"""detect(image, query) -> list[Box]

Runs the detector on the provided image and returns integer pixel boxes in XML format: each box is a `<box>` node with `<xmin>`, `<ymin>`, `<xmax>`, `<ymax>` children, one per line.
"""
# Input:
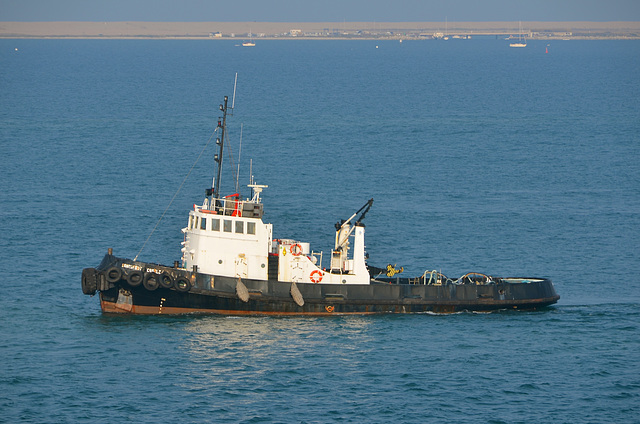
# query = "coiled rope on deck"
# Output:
<box><xmin>133</xmin><ymin>127</ymin><xmax>219</xmax><ymax>261</ymax></box>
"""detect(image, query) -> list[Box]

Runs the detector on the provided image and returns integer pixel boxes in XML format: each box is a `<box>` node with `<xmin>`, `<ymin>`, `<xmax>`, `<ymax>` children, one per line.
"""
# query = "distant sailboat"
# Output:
<box><xmin>510</xmin><ymin>22</ymin><xmax>527</xmax><ymax>48</ymax></box>
<box><xmin>242</xmin><ymin>31</ymin><xmax>255</xmax><ymax>47</ymax></box>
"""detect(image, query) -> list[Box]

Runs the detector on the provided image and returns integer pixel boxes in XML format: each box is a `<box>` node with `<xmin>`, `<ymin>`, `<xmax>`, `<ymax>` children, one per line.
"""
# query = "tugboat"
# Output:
<box><xmin>81</xmin><ymin>94</ymin><xmax>559</xmax><ymax>315</ymax></box>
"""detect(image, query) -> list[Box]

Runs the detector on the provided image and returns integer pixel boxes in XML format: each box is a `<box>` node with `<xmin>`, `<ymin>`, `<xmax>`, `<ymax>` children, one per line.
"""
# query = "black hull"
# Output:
<box><xmin>82</xmin><ymin>254</ymin><xmax>560</xmax><ymax>315</ymax></box>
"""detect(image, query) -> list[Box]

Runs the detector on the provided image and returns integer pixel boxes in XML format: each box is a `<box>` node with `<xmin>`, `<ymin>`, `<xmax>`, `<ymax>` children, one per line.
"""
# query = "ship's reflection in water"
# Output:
<box><xmin>178</xmin><ymin>316</ymin><xmax>377</xmax><ymax>391</ymax></box>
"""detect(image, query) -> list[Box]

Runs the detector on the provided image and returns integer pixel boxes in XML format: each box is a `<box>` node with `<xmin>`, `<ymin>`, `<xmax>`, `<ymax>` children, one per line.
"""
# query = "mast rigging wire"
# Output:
<box><xmin>133</xmin><ymin>127</ymin><xmax>219</xmax><ymax>261</ymax></box>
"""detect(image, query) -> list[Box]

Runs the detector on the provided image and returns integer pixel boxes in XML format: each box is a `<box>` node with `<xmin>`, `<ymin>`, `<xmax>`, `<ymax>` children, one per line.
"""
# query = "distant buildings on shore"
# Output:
<box><xmin>2</xmin><ymin>22</ymin><xmax>638</xmax><ymax>40</ymax></box>
<box><xmin>204</xmin><ymin>28</ymin><xmax>631</xmax><ymax>40</ymax></box>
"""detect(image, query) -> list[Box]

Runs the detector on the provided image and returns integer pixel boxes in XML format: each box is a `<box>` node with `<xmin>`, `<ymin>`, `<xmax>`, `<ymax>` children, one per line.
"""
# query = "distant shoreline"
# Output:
<box><xmin>1</xmin><ymin>21</ymin><xmax>639</xmax><ymax>40</ymax></box>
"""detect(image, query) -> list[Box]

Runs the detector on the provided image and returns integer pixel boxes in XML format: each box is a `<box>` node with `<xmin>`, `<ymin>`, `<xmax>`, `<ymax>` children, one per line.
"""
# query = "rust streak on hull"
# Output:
<box><xmin>100</xmin><ymin>298</ymin><xmax>377</xmax><ymax>316</ymax></box>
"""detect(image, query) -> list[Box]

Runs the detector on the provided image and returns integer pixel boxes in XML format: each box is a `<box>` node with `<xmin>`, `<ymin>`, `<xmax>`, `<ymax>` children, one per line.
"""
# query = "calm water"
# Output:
<box><xmin>1</xmin><ymin>39</ymin><xmax>639</xmax><ymax>423</ymax></box>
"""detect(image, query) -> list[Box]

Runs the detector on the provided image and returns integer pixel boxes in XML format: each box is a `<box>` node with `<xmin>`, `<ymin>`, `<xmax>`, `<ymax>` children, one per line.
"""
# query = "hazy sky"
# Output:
<box><xmin>2</xmin><ymin>0</ymin><xmax>639</xmax><ymax>22</ymax></box>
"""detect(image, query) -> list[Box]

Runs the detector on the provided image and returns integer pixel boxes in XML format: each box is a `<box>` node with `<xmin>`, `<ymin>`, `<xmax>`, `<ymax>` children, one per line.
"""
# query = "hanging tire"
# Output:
<box><xmin>106</xmin><ymin>267</ymin><xmax>122</xmax><ymax>283</ymax></box>
<box><xmin>81</xmin><ymin>268</ymin><xmax>98</xmax><ymax>295</ymax></box>
<box><xmin>159</xmin><ymin>273</ymin><xmax>174</xmax><ymax>289</ymax></box>
<box><xmin>174</xmin><ymin>277</ymin><xmax>191</xmax><ymax>293</ymax></box>
<box><xmin>127</xmin><ymin>270</ymin><xmax>144</xmax><ymax>287</ymax></box>
<box><xmin>143</xmin><ymin>273</ymin><xmax>160</xmax><ymax>291</ymax></box>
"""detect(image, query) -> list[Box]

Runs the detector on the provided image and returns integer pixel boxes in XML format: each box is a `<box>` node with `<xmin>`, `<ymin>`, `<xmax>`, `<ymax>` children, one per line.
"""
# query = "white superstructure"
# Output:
<box><xmin>181</xmin><ymin>188</ymin><xmax>372</xmax><ymax>285</ymax></box>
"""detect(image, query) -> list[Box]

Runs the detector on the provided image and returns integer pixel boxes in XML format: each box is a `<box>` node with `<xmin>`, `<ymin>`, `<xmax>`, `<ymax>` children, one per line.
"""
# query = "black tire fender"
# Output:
<box><xmin>143</xmin><ymin>273</ymin><xmax>160</xmax><ymax>291</ymax></box>
<box><xmin>106</xmin><ymin>267</ymin><xmax>122</xmax><ymax>283</ymax></box>
<box><xmin>159</xmin><ymin>273</ymin><xmax>174</xmax><ymax>289</ymax></box>
<box><xmin>127</xmin><ymin>270</ymin><xmax>144</xmax><ymax>287</ymax></box>
<box><xmin>81</xmin><ymin>268</ymin><xmax>98</xmax><ymax>295</ymax></box>
<box><xmin>174</xmin><ymin>277</ymin><xmax>191</xmax><ymax>293</ymax></box>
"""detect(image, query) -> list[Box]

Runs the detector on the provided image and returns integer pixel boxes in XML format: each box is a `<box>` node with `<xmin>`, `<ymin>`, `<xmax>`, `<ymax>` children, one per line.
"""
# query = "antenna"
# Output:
<box><xmin>235</xmin><ymin>123</ymin><xmax>243</xmax><ymax>193</ymax></box>
<box><xmin>232</xmin><ymin>72</ymin><xmax>238</xmax><ymax>110</ymax></box>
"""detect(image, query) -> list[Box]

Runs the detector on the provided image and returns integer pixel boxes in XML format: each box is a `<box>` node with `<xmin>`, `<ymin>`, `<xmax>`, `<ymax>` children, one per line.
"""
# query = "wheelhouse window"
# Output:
<box><xmin>235</xmin><ymin>221</ymin><xmax>244</xmax><ymax>234</ymax></box>
<box><xmin>247</xmin><ymin>222</ymin><xmax>256</xmax><ymax>235</ymax></box>
<box><xmin>211</xmin><ymin>218</ymin><xmax>220</xmax><ymax>231</ymax></box>
<box><xmin>200</xmin><ymin>217</ymin><xmax>207</xmax><ymax>230</ymax></box>
<box><xmin>223</xmin><ymin>220</ymin><xmax>232</xmax><ymax>232</ymax></box>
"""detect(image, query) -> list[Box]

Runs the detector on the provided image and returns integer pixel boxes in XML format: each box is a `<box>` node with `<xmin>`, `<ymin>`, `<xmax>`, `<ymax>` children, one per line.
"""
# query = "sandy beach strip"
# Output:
<box><xmin>1</xmin><ymin>21</ymin><xmax>639</xmax><ymax>39</ymax></box>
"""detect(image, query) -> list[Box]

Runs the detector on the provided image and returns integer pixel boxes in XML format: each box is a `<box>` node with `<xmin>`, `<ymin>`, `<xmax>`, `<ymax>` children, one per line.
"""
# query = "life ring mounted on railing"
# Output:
<box><xmin>290</xmin><ymin>243</ymin><xmax>303</xmax><ymax>256</ymax></box>
<box><xmin>310</xmin><ymin>270</ymin><xmax>323</xmax><ymax>284</ymax></box>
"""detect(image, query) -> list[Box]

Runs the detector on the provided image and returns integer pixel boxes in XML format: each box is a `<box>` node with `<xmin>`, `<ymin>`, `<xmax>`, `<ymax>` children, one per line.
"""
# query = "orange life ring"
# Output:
<box><xmin>290</xmin><ymin>243</ymin><xmax>302</xmax><ymax>256</ymax></box>
<box><xmin>310</xmin><ymin>270</ymin><xmax>323</xmax><ymax>283</ymax></box>
<box><xmin>325</xmin><ymin>305</ymin><xmax>335</xmax><ymax>313</ymax></box>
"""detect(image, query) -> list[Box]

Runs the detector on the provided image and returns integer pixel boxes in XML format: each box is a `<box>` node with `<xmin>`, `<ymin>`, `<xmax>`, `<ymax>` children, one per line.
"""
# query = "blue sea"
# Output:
<box><xmin>1</xmin><ymin>38</ymin><xmax>639</xmax><ymax>423</ymax></box>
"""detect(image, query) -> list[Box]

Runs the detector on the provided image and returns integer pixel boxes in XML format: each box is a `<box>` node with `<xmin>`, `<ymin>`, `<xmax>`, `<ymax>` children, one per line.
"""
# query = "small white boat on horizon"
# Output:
<box><xmin>510</xmin><ymin>21</ymin><xmax>527</xmax><ymax>47</ymax></box>
<box><xmin>242</xmin><ymin>31</ymin><xmax>255</xmax><ymax>47</ymax></box>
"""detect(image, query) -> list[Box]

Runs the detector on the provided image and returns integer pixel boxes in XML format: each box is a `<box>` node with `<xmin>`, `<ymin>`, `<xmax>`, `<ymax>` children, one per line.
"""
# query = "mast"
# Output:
<box><xmin>213</xmin><ymin>95</ymin><xmax>229</xmax><ymax>200</ymax></box>
<box><xmin>212</xmin><ymin>74</ymin><xmax>238</xmax><ymax>200</ymax></box>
